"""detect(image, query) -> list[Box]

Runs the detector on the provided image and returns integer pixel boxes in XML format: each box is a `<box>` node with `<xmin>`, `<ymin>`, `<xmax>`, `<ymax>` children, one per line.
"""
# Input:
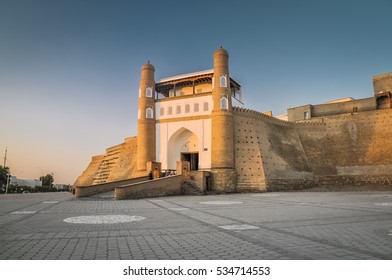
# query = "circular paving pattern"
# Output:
<box><xmin>199</xmin><ymin>201</ymin><xmax>243</xmax><ymax>205</ymax></box>
<box><xmin>63</xmin><ymin>215</ymin><xmax>145</xmax><ymax>224</ymax></box>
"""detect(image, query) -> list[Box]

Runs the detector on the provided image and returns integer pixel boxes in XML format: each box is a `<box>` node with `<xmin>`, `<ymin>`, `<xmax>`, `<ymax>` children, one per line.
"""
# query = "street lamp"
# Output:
<box><xmin>5</xmin><ymin>173</ymin><xmax>10</xmax><ymax>194</ymax></box>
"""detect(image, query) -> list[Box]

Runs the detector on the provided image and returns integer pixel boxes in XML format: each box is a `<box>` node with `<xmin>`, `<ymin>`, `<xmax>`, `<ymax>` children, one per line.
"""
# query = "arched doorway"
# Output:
<box><xmin>168</xmin><ymin>128</ymin><xmax>199</xmax><ymax>170</ymax></box>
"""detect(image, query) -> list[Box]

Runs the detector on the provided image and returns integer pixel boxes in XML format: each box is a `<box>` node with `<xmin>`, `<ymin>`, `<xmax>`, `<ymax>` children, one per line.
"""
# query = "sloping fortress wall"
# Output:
<box><xmin>73</xmin><ymin>137</ymin><xmax>138</xmax><ymax>186</ymax></box>
<box><xmin>233</xmin><ymin>107</ymin><xmax>392</xmax><ymax>191</ymax></box>
<box><xmin>233</xmin><ymin>108</ymin><xmax>317</xmax><ymax>192</ymax></box>
<box><xmin>300</xmin><ymin>109</ymin><xmax>392</xmax><ymax>186</ymax></box>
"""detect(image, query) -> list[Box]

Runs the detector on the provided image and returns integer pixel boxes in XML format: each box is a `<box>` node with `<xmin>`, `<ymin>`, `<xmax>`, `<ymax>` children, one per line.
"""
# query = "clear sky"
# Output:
<box><xmin>1</xmin><ymin>0</ymin><xmax>391</xmax><ymax>184</ymax></box>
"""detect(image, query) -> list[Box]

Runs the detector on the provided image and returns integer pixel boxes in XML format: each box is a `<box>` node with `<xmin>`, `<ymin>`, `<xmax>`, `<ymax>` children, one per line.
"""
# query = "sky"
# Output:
<box><xmin>0</xmin><ymin>0</ymin><xmax>391</xmax><ymax>184</ymax></box>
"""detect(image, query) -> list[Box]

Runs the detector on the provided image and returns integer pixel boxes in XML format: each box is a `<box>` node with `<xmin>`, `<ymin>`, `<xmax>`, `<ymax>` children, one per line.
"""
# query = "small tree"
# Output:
<box><xmin>0</xmin><ymin>165</ymin><xmax>10</xmax><ymax>187</ymax></box>
<box><xmin>40</xmin><ymin>173</ymin><xmax>54</xmax><ymax>187</ymax></box>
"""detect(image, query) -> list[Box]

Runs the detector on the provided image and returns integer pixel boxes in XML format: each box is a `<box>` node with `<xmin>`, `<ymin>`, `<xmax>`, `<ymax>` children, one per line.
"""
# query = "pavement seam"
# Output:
<box><xmin>187</xmin><ymin>201</ymin><xmax>389</xmax><ymax>259</ymax></box>
<box><xmin>146</xmin><ymin>199</ymin><xmax>305</xmax><ymax>259</ymax></box>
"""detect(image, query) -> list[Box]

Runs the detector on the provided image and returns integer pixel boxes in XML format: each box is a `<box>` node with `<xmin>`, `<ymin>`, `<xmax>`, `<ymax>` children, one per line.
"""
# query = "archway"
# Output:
<box><xmin>168</xmin><ymin>128</ymin><xmax>199</xmax><ymax>170</ymax></box>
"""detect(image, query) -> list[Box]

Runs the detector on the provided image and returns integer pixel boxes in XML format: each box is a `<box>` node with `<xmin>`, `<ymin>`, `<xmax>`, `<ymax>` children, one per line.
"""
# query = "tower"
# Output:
<box><xmin>211</xmin><ymin>47</ymin><xmax>237</xmax><ymax>192</ymax></box>
<box><xmin>137</xmin><ymin>62</ymin><xmax>156</xmax><ymax>171</ymax></box>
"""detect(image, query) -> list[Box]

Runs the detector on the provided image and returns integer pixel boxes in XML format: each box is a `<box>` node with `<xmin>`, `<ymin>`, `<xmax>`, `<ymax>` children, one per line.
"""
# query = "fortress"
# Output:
<box><xmin>73</xmin><ymin>48</ymin><xmax>392</xmax><ymax>198</ymax></box>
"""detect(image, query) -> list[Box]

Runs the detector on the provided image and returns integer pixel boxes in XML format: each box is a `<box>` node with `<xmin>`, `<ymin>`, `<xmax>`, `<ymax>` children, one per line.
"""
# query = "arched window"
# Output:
<box><xmin>160</xmin><ymin>107</ymin><xmax>165</xmax><ymax>116</ymax></box>
<box><xmin>146</xmin><ymin>108</ymin><xmax>153</xmax><ymax>119</ymax></box>
<box><xmin>203</xmin><ymin>102</ymin><xmax>209</xmax><ymax>111</ymax></box>
<box><xmin>176</xmin><ymin>105</ymin><xmax>181</xmax><ymax>114</ymax></box>
<box><xmin>194</xmin><ymin>103</ymin><xmax>199</xmax><ymax>112</ymax></box>
<box><xmin>146</xmin><ymin>87</ymin><xmax>153</xmax><ymax>98</ymax></box>
<box><xmin>138</xmin><ymin>109</ymin><xmax>141</xmax><ymax>119</ymax></box>
<box><xmin>185</xmin><ymin>104</ymin><xmax>190</xmax><ymax>113</ymax></box>
<box><xmin>220</xmin><ymin>97</ymin><xmax>228</xmax><ymax>110</ymax></box>
<box><xmin>168</xmin><ymin>106</ymin><xmax>172</xmax><ymax>115</ymax></box>
<box><xmin>220</xmin><ymin>75</ymin><xmax>227</xmax><ymax>87</ymax></box>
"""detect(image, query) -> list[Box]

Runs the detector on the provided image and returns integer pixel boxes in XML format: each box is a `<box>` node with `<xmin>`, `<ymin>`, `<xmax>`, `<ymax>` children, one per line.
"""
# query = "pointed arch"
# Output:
<box><xmin>167</xmin><ymin>127</ymin><xmax>199</xmax><ymax>170</ymax></box>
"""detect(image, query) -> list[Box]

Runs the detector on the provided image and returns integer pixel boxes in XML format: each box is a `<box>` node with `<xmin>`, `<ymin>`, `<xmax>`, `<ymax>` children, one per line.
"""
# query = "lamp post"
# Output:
<box><xmin>5</xmin><ymin>173</ymin><xmax>10</xmax><ymax>194</ymax></box>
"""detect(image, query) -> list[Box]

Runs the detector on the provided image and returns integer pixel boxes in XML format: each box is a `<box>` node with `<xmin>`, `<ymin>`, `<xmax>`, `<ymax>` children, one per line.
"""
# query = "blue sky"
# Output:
<box><xmin>1</xmin><ymin>0</ymin><xmax>391</xmax><ymax>184</ymax></box>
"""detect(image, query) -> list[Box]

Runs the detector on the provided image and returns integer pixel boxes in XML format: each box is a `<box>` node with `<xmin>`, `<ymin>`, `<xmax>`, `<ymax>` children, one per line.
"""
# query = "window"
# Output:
<box><xmin>220</xmin><ymin>75</ymin><xmax>227</xmax><ymax>87</ymax></box>
<box><xmin>203</xmin><ymin>102</ymin><xmax>209</xmax><ymax>111</ymax></box>
<box><xmin>146</xmin><ymin>108</ymin><xmax>153</xmax><ymax>119</ymax></box>
<box><xmin>220</xmin><ymin>97</ymin><xmax>228</xmax><ymax>110</ymax></box>
<box><xmin>304</xmin><ymin>111</ymin><xmax>310</xmax><ymax>119</ymax></box>
<box><xmin>168</xmin><ymin>106</ymin><xmax>172</xmax><ymax>115</ymax></box>
<box><xmin>185</xmin><ymin>104</ymin><xmax>190</xmax><ymax>113</ymax></box>
<box><xmin>160</xmin><ymin>107</ymin><xmax>165</xmax><ymax>116</ymax></box>
<box><xmin>146</xmin><ymin>87</ymin><xmax>152</xmax><ymax>98</ymax></box>
<box><xmin>176</xmin><ymin>105</ymin><xmax>181</xmax><ymax>114</ymax></box>
<box><xmin>194</xmin><ymin>103</ymin><xmax>199</xmax><ymax>112</ymax></box>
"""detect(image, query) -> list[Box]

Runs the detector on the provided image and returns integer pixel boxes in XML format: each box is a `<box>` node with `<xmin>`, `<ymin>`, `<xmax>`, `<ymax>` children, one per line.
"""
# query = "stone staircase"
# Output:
<box><xmin>181</xmin><ymin>179</ymin><xmax>205</xmax><ymax>195</ymax></box>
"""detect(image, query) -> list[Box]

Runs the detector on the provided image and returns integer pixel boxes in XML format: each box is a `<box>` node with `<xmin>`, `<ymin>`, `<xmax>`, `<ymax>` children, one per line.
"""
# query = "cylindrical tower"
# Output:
<box><xmin>211</xmin><ymin>47</ymin><xmax>237</xmax><ymax>192</ymax></box>
<box><xmin>136</xmin><ymin>62</ymin><xmax>156</xmax><ymax>171</ymax></box>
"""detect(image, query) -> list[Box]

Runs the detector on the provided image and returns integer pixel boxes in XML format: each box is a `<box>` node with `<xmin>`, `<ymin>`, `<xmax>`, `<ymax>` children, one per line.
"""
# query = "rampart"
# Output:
<box><xmin>233</xmin><ymin>107</ymin><xmax>392</xmax><ymax>191</ymax></box>
<box><xmin>73</xmin><ymin>136</ymin><xmax>138</xmax><ymax>187</ymax></box>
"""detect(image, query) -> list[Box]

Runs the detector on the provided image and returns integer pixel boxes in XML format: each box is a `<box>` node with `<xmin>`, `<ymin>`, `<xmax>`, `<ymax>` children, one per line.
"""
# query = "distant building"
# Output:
<box><xmin>10</xmin><ymin>176</ymin><xmax>42</xmax><ymax>188</ymax></box>
<box><xmin>287</xmin><ymin>74</ymin><xmax>391</xmax><ymax>122</ymax></box>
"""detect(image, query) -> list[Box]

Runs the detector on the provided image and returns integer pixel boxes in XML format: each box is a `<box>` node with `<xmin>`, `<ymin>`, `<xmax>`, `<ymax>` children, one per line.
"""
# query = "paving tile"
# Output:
<box><xmin>1</xmin><ymin>191</ymin><xmax>392</xmax><ymax>259</ymax></box>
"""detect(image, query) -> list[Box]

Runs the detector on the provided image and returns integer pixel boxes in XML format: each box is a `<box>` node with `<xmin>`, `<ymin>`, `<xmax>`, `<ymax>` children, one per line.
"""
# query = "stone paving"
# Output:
<box><xmin>0</xmin><ymin>191</ymin><xmax>392</xmax><ymax>260</ymax></box>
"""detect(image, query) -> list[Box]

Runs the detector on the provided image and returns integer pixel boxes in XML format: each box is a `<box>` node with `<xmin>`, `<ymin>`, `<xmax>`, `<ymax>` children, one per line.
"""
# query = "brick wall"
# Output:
<box><xmin>233</xmin><ymin>107</ymin><xmax>392</xmax><ymax>190</ymax></box>
<box><xmin>73</xmin><ymin>137</ymin><xmax>138</xmax><ymax>187</ymax></box>
<box><xmin>233</xmin><ymin>108</ymin><xmax>316</xmax><ymax>191</ymax></box>
<box><xmin>115</xmin><ymin>175</ymin><xmax>183</xmax><ymax>200</ymax></box>
<box><xmin>73</xmin><ymin>155</ymin><xmax>104</xmax><ymax>186</ymax></box>
<box><xmin>74</xmin><ymin>175</ymin><xmax>149</xmax><ymax>198</ymax></box>
<box><xmin>299</xmin><ymin>109</ymin><xmax>392</xmax><ymax>186</ymax></box>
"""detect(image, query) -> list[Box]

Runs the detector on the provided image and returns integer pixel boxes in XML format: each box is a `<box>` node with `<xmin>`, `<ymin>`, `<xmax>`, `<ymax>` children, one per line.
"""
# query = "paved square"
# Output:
<box><xmin>1</xmin><ymin>191</ymin><xmax>392</xmax><ymax>260</ymax></box>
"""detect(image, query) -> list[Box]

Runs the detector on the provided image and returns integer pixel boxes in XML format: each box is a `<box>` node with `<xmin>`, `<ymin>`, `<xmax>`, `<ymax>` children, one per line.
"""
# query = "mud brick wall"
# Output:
<box><xmin>233</xmin><ymin>107</ymin><xmax>392</xmax><ymax>190</ymax></box>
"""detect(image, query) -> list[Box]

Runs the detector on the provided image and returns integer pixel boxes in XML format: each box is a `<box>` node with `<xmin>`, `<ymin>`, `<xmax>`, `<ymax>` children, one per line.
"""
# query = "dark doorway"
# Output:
<box><xmin>181</xmin><ymin>152</ymin><xmax>199</xmax><ymax>171</ymax></box>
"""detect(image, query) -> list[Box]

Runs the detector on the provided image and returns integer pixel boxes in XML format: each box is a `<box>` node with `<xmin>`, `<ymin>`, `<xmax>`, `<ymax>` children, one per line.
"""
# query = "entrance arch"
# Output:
<box><xmin>168</xmin><ymin>128</ymin><xmax>199</xmax><ymax>170</ymax></box>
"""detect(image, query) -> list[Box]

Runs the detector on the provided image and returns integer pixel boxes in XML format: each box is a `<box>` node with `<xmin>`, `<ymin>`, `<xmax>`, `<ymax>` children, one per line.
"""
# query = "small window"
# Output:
<box><xmin>194</xmin><ymin>103</ymin><xmax>199</xmax><ymax>112</ymax></box>
<box><xmin>146</xmin><ymin>87</ymin><xmax>153</xmax><ymax>98</ymax></box>
<box><xmin>203</xmin><ymin>102</ymin><xmax>209</xmax><ymax>111</ymax></box>
<box><xmin>304</xmin><ymin>111</ymin><xmax>310</xmax><ymax>119</ymax></box>
<box><xmin>160</xmin><ymin>107</ymin><xmax>165</xmax><ymax>116</ymax></box>
<box><xmin>168</xmin><ymin>106</ymin><xmax>172</xmax><ymax>115</ymax></box>
<box><xmin>220</xmin><ymin>75</ymin><xmax>227</xmax><ymax>87</ymax></box>
<box><xmin>176</xmin><ymin>105</ymin><xmax>181</xmax><ymax>114</ymax></box>
<box><xmin>146</xmin><ymin>108</ymin><xmax>153</xmax><ymax>119</ymax></box>
<box><xmin>220</xmin><ymin>97</ymin><xmax>228</xmax><ymax>110</ymax></box>
<box><xmin>185</xmin><ymin>104</ymin><xmax>190</xmax><ymax>113</ymax></box>
<box><xmin>353</xmin><ymin>107</ymin><xmax>358</xmax><ymax>113</ymax></box>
